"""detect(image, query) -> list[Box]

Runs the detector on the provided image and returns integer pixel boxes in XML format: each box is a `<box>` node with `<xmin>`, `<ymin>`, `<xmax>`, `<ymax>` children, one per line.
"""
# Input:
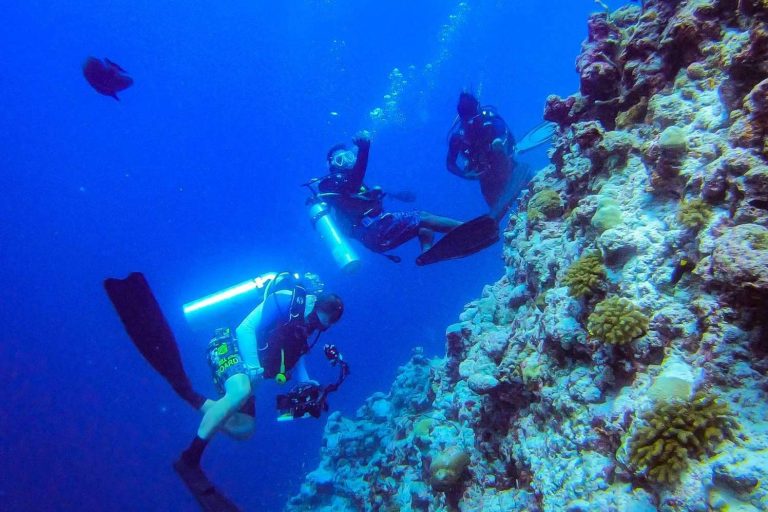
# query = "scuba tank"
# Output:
<box><xmin>304</xmin><ymin>178</ymin><xmax>361</xmax><ymax>273</ymax></box>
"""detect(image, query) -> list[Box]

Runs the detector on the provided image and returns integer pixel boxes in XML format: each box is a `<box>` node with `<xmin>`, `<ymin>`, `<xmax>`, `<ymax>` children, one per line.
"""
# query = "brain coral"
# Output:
<box><xmin>628</xmin><ymin>392</ymin><xmax>738</xmax><ymax>485</ymax></box>
<box><xmin>587</xmin><ymin>296</ymin><xmax>649</xmax><ymax>345</ymax></box>
<box><xmin>562</xmin><ymin>251</ymin><xmax>606</xmax><ymax>297</ymax></box>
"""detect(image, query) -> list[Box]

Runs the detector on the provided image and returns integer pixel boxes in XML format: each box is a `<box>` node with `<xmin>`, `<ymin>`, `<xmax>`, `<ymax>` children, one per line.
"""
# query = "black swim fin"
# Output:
<box><xmin>104</xmin><ymin>272</ymin><xmax>205</xmax><ymax>409</ymax></box>
<box><xmin>416</xmin><ymin>215</ymin><xmax>499</xmax><ymax>266</ymax></box>
<box><xmin>174</xmin><ymin>460</ymin><xmax>241</xmax><ymax>512</ymax></box>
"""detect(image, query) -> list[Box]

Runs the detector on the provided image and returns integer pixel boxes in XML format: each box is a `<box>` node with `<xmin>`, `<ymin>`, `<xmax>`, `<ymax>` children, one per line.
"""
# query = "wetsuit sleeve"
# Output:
<box><xmin>236</xmin><ymin>304</ymin><xmax>263</xmax><ymax>373</ymax></box>
<box><xmin>447</xmin><ymin>133</ymin><xmax>469</xmax><ymax>178</ymax></box>
<box><xmin>292</xmin><ymin>358</ymin><xmax>310</xmax><ymax>383</ymax></box>
<box><xmin>347</xmin><ymin>138</ymin><xmax>370</xmax><ymax>191</ymax></box>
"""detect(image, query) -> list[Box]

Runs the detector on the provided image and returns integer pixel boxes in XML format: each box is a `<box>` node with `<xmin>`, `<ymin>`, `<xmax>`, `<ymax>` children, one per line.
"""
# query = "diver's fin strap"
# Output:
<box><xmin>515</xmin><ymin>121</ymin><xmax>557</xmax><ymax>155</ymax></box>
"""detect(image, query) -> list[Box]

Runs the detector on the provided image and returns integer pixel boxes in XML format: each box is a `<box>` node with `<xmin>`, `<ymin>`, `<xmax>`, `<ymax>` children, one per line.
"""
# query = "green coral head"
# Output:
<box><xmin>587</xmin><ymin>296</ymin><xmax>649</xmax><ymax>345</ymax></box>
<box><xmin>658</xmin><ymin>126</ymin><xmax>688</xmax><ymax>155</ymax></box>
<box><xmin>678</xmin><ymin>198</ymin><xmax>712</xmax><ymax>230</ymax></box>
<box><xmin>527</xmin><ymin>188</ymin><xmax>563</xmax><ymax>222</ymax></box>
<box><xmin>628</xmin><ymin>392</ymin><xmax>738</xmax><ymax>485</ymax></box>
<box><xmin>591</xmin><ymin>198</ymin><xmax>623</xmax><ymax>232</ymax></box>
<box><xmin>562</xmin><ymin>251</ymin><xmax>606</xmax><ymax>297</ymax></box>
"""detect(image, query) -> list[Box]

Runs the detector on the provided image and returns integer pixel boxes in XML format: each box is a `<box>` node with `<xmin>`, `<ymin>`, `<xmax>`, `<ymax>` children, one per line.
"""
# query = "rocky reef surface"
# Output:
<box><xmin>287</xmin><ymin>1</ymin><xmax>768</xmax><ymax>510</ymax></box>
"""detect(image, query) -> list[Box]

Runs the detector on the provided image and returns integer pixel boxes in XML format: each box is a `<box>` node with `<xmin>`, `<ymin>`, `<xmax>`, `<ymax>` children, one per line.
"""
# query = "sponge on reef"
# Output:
<box><xmin>587</xmin><ymin>296</ymin><xmax>649</xmax><ymax>345</ymax></box>
<box><xmin>628</xmin><ymin>392</ymin><xmax>738</xmax><ymax>485</ymax></box>
<box><xmin>562</xmin><ymin>251</ymin><xmax>606</xmax><ymax>297</ymax></box>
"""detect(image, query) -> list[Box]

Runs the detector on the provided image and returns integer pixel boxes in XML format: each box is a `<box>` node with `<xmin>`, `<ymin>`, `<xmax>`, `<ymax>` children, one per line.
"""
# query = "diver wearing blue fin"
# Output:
<box><xmin>421</xmin><ymin>92</ymin><xmax>556</xmax><ymax>266</ymax></box>
<box><xmin>104</xmin><ymin>271</ymin><xmax>349</xmax><ymax>511</ymax></box>
<box><xmin>447</xmin><ymin>91</ymin><xmax>556</xmax><ymax>223</ymax></box>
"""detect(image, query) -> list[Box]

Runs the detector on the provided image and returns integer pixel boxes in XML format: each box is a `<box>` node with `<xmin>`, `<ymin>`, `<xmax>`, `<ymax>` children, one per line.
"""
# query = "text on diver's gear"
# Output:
<box><xmin>276</xmin><ymin>343</ymin><xmax>350</xmax><ymax>420</ymax></box>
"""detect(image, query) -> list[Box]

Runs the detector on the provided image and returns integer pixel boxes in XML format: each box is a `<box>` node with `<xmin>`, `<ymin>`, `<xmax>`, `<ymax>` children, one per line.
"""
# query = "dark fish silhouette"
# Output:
<box><xmin>82</xmin><ymin>57</ymin><xmax>133</xmax><ymax>100</ymax></box>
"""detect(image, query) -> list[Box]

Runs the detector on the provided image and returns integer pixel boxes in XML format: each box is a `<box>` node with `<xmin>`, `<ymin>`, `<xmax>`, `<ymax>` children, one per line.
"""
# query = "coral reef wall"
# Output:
<box><xmin>287</xmin><ymin>1</ymin><xmax>768</xmax><ymax>511</ymax></box>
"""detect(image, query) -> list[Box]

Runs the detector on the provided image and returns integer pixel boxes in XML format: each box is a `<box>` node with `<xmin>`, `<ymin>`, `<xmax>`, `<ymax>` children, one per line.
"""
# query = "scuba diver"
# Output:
<box><xmin>446</xmin><ymin>91</ymin><xmax>557</xmax><ymax>223</ymax></box>
<box><xmin>306</xmin><ymin>130</ymin><xmax>464</xmax><ymax>263</ymax></box>
<box><xmin>446</xmin><ymin>91</ymin><xmax>517</xmax><ymax>222</ymax></box>
<box><xmin>104</xmin><ymin>271</ymin><xmax>349</xmax><ymax>511</ymax></box>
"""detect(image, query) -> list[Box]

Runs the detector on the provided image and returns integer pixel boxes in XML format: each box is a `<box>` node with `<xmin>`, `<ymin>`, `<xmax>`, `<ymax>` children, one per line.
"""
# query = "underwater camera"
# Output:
<box><xmin>275</xmin><ymin>344</ymin><xmax>350</xmax><ymax>421</ymax></box>
<box><xmin>276</xmin><ymin>382</ymin><xmax>326</xmax><ymax>420</ymax></box>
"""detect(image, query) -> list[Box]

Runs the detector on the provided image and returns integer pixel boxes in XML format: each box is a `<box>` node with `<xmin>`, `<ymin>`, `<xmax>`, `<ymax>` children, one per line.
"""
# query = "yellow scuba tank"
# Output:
<box><xmin>309</xmin><ymin>201</ymin><xmax>361</xmax><ymax>273</ymax></box>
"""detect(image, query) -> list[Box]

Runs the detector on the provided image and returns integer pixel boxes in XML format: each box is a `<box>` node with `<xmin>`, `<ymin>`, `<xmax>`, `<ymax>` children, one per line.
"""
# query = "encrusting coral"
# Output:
<box><xmin>562</xmin><ymin>251</ymin><xmax>606</xmax><ymax>297</ymax></box>
<box><xmin>591</xmin><ymin>197</ymin><xmax>623</xmax><ymax>232</ymax></box>
<box><xmin>429</xmin><ymin>446</ymin><xmax>471</xmax><ymax>492</ymax></box>
<box><xmin>628</xmin><ymin>392</ymin><xmax>738</xmax><ymax>485</ymax></box>
<box><xmin>527</xmin><ymin>189</ymin><xmax>563</xmax><ymax>222</ymax></box>
<box><xmin>587</xmin><ymin>296</ymin><xmax>649</xmax><ymax>345</ymax></box>
<box><xmin>678</xmin><ymin>198</ymin><xmax>713</xmax><ymax>230</ymax></box>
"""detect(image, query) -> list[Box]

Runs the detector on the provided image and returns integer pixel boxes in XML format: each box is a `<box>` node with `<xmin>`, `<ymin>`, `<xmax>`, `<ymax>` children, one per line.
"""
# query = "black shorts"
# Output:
<box><xmin>206</xmin><ymin>328</ymin><xmax>248</xmax><ymax>395</ymax></box>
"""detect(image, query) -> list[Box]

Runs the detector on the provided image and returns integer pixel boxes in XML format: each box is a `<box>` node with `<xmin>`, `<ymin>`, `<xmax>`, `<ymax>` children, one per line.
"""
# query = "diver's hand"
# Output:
<box><xmin>353</xmin><ymin>130</ymin><xmax>371</xmax><ymax>148</ymax></box>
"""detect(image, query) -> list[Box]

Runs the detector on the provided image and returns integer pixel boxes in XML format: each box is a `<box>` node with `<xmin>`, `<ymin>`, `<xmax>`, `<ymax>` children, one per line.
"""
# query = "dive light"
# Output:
<box><xmin>183</xmin><ymin>272</ymin><xmax>277</xmax><ymax>315</ymax></box>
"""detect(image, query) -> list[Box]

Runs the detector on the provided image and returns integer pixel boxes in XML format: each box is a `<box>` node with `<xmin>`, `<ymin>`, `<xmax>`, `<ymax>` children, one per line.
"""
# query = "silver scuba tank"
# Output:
<box><xmin>308</xmin><ymin>201</ymin><xmax>361</xmax><ymax>273</ymax></box>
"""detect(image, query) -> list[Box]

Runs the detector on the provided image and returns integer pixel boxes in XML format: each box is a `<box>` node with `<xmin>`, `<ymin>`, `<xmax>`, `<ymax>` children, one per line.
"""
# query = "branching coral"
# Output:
<box><xmin>562</xmin><ymin>252</ymin><xmax>606</xmax><ymax>297</ymax></box>
<box><xmin>678</xmin><ymin>198</ymin><xmax>713</xmax><ymax>230</ymax></box>
<box><xmin>628</xmin><ymin>392</ymin><xmax>738</xmax><ymax>485</ymax></box>
<box><xmin>527</xmin><ymin>189</ymin><xmax>563</xmax><ymax>222</ymax></box>
<box><xmin>587</xmin><ymin>296</ymin><xmax>649</xmax><ymax>345</ymax></box>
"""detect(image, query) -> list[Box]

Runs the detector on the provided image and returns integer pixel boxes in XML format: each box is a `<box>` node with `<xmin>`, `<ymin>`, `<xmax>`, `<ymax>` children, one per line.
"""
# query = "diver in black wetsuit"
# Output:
<box><xmin>446</xmin><ymin>92</ymin><xmax>517</xmax><ymax>222</ymax></box>
<box><xmin>316</xmin><ymin>130</ymin><xmax>462</xmax><ymax>259</ymax></box>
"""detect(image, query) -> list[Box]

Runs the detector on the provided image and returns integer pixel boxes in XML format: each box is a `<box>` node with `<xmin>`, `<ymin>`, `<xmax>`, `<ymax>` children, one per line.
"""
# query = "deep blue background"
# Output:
<box><xmin>1</xmin><ymin>1</ymin><xmax>628</xmax><ymax>510</ymax></box>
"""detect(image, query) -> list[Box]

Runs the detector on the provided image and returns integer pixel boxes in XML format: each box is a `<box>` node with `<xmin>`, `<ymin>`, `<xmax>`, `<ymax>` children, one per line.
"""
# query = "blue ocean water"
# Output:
<box><xmin>1</xmin><ymin>1</ymin><xmax>630</xmax><ymax>510</ymax></box>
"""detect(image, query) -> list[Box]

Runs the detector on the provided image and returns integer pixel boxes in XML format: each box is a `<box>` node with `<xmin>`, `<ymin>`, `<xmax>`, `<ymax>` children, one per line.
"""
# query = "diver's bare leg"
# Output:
<box><xmin>419</xmin><ymin>212</ymin><xmax>462</xmax><ymax>233</ymax></box>
<box><xmin>197</xmin><ymin>374</ymin><xmax>250</xmax><ymax>440</ymax></box>
<box><xmin>418</xmin><ymin>227</ymin><xmax>435</xmax><ymax>252</ymax></box>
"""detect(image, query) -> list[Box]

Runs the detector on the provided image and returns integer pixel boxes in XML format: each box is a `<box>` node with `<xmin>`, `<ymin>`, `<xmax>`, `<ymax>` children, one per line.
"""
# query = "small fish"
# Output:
<box><xmin>82</xmin><ymin>57</ymin><xmax>133</xmax><ymax>101</ymax></box>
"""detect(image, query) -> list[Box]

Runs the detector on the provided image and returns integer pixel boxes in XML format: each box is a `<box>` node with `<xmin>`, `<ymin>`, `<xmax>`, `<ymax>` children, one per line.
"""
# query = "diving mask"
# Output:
<box><xmin>330</xmin><ymin>150</ymin><xmax>356</xmax><ymax>170</ymax></box>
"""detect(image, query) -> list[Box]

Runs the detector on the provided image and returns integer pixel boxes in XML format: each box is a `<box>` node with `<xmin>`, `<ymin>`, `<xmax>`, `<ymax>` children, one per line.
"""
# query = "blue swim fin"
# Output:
<box><xmin>515</xmin><ymin>121</ymin><xmax>557</xmax><ymax>155</ymax></box>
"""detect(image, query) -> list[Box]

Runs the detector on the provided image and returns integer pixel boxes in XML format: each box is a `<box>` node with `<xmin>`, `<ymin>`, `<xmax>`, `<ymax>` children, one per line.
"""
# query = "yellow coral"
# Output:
<box><xmin>628</xmin><ymin>392</ymin><xmax>738</xmax><ymax>485</ymax></box>
<box><xmin>678</xmin><ymin>198</ymin><xmax>713</xmax><ymax>230</ymax></box>
<box><xmin>562</xmin><ymin>252</ymin><xmax>606</xmax><ymax>297</ymax></box>
<box><xmin>587</xmin><ymin>296</ymin><xmax>648</xmax><ymax>345</ymax></box>
<box><xmin>527</xmin><ymin>189</ymin><xmax>563</xmax><ymax>222</ymax></box>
